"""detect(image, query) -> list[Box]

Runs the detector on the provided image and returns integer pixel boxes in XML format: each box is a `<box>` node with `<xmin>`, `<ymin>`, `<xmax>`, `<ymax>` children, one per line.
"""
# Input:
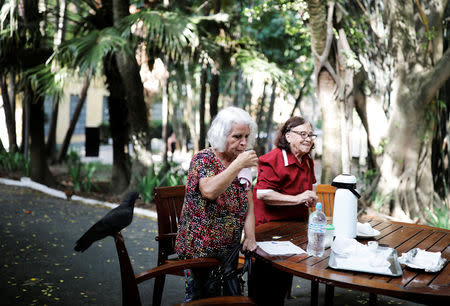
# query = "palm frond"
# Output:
<box><xmin>57</xmin><ymin>27</ymin><xmax>131</xmax><ymax>73</ymax></box>
<box><xmin>0</xmin><ymin>0</ymin><xmax>18</xmax><ymax>34</ymax></box>
<box><xmin>121</xmin><ymin>10</ymin><xmax>200</xmax><ymax>61</ymax></box>
<box><xmin>26</xmin><ymin>63</ymin><xmax>68</xmax><ymax>100</ymax></box>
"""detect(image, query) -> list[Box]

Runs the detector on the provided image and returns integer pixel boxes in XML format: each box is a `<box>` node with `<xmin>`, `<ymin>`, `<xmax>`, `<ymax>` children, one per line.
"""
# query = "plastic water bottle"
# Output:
<box><xmin>307</xmin><ymin>202</ymin><xmax>327</xmax><ymax>257</ymax></box>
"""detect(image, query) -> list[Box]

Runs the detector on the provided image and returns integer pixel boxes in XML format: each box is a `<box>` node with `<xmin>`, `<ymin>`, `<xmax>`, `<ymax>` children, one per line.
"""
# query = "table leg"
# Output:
<box><xmin>325</xmin><ymin>284</ymin><xmax>334</xmax><ymax>306</ymax></box>
<box><xmin>311</xmin><ymin>280</ymin><xmax>319</xmax><ymax>306</ymax></box>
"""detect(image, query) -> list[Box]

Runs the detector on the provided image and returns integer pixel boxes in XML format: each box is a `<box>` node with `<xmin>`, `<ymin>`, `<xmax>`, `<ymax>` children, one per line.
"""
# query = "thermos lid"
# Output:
<box><xmin>331</xmin><ymin>174</ymin><xmax>361</xmax><ymax>199</ymax></box>
<box><xmin>332</xmin><ymin>174</ymin><xmax>356</xmax><ymax>184</ymax></box>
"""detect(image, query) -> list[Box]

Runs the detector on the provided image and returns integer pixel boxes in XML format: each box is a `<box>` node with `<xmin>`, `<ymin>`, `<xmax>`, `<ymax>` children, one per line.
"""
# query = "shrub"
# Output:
<box><xmin>135</xmin><ymin>161</ymin><xmax>187</xmax><ymax>204</ymax></box>
<box><xmin>66</xmin><ymin>149</ymin><xmax>97</xmax><ymax>192</ymax></box>
<box><xmin>0</xmin><ymin>151</ymin><xmax>30</xmax><ymax>176</ymax></box>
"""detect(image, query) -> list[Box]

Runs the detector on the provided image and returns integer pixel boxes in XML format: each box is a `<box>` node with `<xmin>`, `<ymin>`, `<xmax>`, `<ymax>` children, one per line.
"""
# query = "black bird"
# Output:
<box><xmin>74</xmin><ymin>191</ymin><xmax>140</xmax><ymax>252</ymax></box>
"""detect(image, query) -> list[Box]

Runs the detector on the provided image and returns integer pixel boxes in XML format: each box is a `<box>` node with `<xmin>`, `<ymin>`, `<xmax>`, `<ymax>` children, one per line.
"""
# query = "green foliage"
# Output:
<box><xmin>135</xmin><ymin>161</ymin><xmax>187</xmax><ymax>204</ymax></box>
<box><xmin>359</xmin><ymin>168</ymin><xmax>379</xmax><ymax>190</ymax></box>
<box><xmin>425</xmin><ymin>202</ymin><xmax>449</xmax><ymax>230</ymax></box>
<box><xmin>371</xmin><ymin>192</ymin><xmax>388</xmax><ymax>212</ymax></box>
<box><xmin>234</xmin><ymin>49</ymin><xmax>295</xmax><ymax>92</ymax></box>
<box><xmin>121</xmin><ymin>10</ymin><xmax>202</xmax><ymax>61</ymax></box>
<box><xmin>373</xmin><ymin>139</ymin><xmax>387</xmax><ymax>155</ymax></box>
<box><xmin>26</xmin><ymin>64</ymin><xmax>68</xmax><ymax>99</ymax></box>
<box><xmin>66</xmin><ymin>149</ymin><xmax>97</xmax><ymax>193</ymax></box>
<box><xmin>0</xmin><ymin>151</ymin><xmax>29</xmax><ymax>176</ymax></box>
<box><xmin>239</xmin><ymin>0</ymin><xmax>313</xmax><ymax>96</ymax></box>
<box><xmin>58</xmin><ymin>27</ymin><xmax>131</xmax><ymax>73</ymax></box>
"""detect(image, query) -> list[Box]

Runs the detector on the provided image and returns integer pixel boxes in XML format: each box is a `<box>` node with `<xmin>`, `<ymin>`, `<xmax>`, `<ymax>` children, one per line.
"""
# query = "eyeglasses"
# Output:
<box><xmin>289</xmin><ymin>130</ymin><xmax>317</xmax><ymax>140</ymax></box>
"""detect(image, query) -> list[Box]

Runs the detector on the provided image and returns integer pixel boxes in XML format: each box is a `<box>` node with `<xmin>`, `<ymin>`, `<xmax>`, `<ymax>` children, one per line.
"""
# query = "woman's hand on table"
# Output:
<box><xmin>242</xmin><ymin>237</ymin><xmax>257</xmax><ymax>252</ymax></box>
<box><xmin>297</xmin><ymin>190</ymin><xmax>318</xmax><ymax>208</ymax></box>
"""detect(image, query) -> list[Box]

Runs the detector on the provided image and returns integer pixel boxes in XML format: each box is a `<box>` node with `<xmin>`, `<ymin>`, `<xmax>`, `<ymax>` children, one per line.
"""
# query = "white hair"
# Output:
<box><xmin>207</xmin><ymin>107</ymin><xmax>257</xmax><ymax>152</ymax></box>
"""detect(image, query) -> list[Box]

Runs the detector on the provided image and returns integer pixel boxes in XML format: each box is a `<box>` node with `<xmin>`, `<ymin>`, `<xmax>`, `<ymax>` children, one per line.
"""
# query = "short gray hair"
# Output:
<box><xmin>207</xmin><ymin>107</ymin><xmax>257</xmax><ymax>152</ymax></box>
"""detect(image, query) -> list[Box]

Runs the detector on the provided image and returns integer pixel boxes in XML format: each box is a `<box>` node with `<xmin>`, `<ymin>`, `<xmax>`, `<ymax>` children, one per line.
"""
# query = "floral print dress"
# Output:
<box><xmin>175</xmin><ymin>148</ymin><xmax>249</xmax><ymax>260</ymax></box>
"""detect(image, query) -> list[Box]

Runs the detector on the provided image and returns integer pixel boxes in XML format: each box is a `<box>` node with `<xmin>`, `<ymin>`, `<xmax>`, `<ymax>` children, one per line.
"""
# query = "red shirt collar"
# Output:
<box><xmin>282</xmin><ymin>149</ymin><xmax>310</xmax><ymax>167</ymax></box>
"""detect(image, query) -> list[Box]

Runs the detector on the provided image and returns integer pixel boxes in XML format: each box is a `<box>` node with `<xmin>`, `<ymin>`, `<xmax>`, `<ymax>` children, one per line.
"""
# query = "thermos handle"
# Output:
<box><xmin>331</xmin><ymin>182</ymin><xmax>361</xmax><ymax>199</ymax></box>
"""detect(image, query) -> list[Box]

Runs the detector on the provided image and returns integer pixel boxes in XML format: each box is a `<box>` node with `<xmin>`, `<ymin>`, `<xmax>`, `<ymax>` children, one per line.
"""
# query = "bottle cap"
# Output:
<box><xmin>315</xmin><ymin>202</ymin><xmax>322</xmax><ymax>210</ymax></box>
<box><xmin>326</xmin><ymin>224</ymin><xmax>335</xmax><ymax>230</ymax></box>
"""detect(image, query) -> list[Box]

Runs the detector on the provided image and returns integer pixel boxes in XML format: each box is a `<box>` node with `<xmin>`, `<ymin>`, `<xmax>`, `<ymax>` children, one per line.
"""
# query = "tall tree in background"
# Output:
<box><xmin>363</xmin><ymin>0</ymin><xmax>449</xmax><ymax>221</ymax></box>
<box><xmin>21</xmin><ymin>0</ymin><xmax>55</xmax><ymax>185</ymax></box>
<box><xmin>338</xmin><ymin>0</ymin><xmax>450</xmax><ymax>222</ymax></box>
<box><xmin>306</xmin><ymin>0</ymin><xmax>342</xmax><ymax>183</ymax></box>
<box><xmin>113</xmin><ymin>0</ymin><xmax>153</xmax><ymax>192</ymax></box>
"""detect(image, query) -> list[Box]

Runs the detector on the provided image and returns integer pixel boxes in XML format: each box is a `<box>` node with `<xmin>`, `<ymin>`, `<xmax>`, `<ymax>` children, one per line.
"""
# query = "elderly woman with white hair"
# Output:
<box><xmin>175</xmin><ymin>106</ymin><xmax>258</xmax><ymax>301</ymax></box>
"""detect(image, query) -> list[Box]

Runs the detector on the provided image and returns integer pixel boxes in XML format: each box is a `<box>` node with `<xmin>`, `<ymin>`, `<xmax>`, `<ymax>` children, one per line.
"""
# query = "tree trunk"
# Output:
<box><xmin>8</xmin><ymin>70</ymin><xmax>16</xmax><ymax>138</ymax></box>
<box><xmin>58</xmin><ymin>74</ymin><xmax>91</xmax><ymax>162</ymax></box>
<box><xmin>0</xmin><ymin>74</ymin><xmax>17</xmax><ymax>152</ymax></box>
<box><xmin>47</xmin><ymin>0</ymin><xmax>68</xmax><ymax>162</ymax></box>
<box><xmin>104</xmin><ymin>56</ymin><xmax>131</xmax><ymax>193</ymax></box>
<box><xmin>22</xmin><ymin>90</ymin><xmax>30</xmax><ymax>159</ymax></box>
<box><xmin>255</xmin><ymin>82</ymin><xmax>267</xmax><ymax>156</ymax></box>
<box><xmin>234</xmin><ymin>69</ymin><xmax>243</xmax><ymax>107</ymax></box>
<box><xmin>161</xmin><ymin>57</ymin><xmax>170</xmax><ymax>168</ymax></box>
<box><xmin>183</xmin><ymin>59</ymin><xmax>198</xmax><ymax>152</ymax></box>
<box><xmin>209</xmin><ymin>66</ymin><xmax>219</xmax><ymax>120</ymax></box>
<box><xmin>355</xmin><ymin>0</ymin><xmax>450</xmax><ymax>222</ymax></box>
<box><xmin>113</xmin><ymin>0</ymin><xmax>153</xmax><ymax>192</ymax></box>
<box><xmin>290</xmin><ymin>74</ymin><xmax>310</xmax><ymax>118</ymax></box>
<box><xmin>307</xmin><ymin>0</ymin><xmax>341</xmax><ymax>183</ymax></box>
<box><xmin>46</xmin><ymin>96</ymin><xmax>59</xmax><ymax>162</ymax></box>
<box><xmin>265</xmin><ymin>81</ymin><xmax>277</xmax><ymax>153</ymax></box>
<box><xmin>199</xmin><ymin>62</ymin><xmax>207</xmax><ymax>150</ymax></box>
<box><xmin>26</xmin><ymin>83</ymin><xmax>55</xmax><ymax>186</ymax></box>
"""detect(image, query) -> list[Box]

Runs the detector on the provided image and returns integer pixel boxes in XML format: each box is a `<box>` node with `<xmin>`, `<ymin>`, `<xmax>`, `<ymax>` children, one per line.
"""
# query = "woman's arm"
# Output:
<box><xmin>242</xmin><ymin>190</ymin><xmax>257</xmax><ymax>252</ymax></box>
<box><xmin>199</xmin><ymin>150</ymin><xmax>258</xmax><ymax>200</ymax></box>
<box><xmin>257</xmin><ymin>189</ymin><xmax>317</xmax><ymax>207</ymax></box>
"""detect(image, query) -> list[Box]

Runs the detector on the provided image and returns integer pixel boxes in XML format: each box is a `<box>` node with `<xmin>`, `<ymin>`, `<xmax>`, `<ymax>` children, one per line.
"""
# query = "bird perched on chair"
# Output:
<box><xmin>74</xmin><ymin>191</ymin><xmax>140</xmax><ymax>252</ymax></box>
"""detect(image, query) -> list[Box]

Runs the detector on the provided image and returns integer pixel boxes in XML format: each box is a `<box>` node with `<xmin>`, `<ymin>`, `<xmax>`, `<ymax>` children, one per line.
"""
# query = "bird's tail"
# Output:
<box><xmin>74</xmin><ymin>234</ymin><xmax>93</xmax><ymax>252</ymax></box>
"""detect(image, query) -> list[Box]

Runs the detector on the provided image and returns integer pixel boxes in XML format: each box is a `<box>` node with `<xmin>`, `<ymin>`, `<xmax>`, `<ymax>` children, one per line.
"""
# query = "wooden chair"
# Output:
<box><xmin>114</xmin><ymin>232</ymin><xmax>256</xmax><ymax>305</ymax></box>
<box><xmin>310</xmin><ymin>184</ymin><xmax>336</xmax><ymax>217</ymax></box>
<box><xmin>153</xmin><ymin>185</ymin><xmax>187</xmax><ymax>306</ymax></box>
<box><xmin>152</xmin><ymin>185</ymin><xmax>248</xmax><ymax>306</ymax></box>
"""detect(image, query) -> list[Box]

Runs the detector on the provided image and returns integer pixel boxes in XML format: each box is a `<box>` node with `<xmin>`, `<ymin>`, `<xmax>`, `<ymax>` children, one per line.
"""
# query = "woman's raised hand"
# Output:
<box><xmin>233</xmin><ymin>150</ymin><xmax>258</xmax><ymax>169</ymax></box>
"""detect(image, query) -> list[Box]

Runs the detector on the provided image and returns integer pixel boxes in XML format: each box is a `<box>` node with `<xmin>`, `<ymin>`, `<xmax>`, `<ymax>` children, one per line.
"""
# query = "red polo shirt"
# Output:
<box><xmin>253</xmin><ymin>148</ymin><xmax>316</xmax><ymax>226</ymax></box>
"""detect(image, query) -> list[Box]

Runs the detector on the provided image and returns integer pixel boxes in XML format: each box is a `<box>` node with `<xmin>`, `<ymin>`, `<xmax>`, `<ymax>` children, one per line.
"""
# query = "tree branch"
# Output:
<box><xmin>418</xmin><ymin>47</ymin><xmax>450</xmax><ymax>106</ymax></box>
<box><xmin>312</xmin><ymin>1</ymin><xmax>338</xmax><ymax>88</ymax></box>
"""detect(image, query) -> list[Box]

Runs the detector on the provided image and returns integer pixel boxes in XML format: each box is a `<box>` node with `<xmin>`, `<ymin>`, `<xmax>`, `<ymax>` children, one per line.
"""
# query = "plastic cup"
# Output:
<box><xmin>368</xmin><ymin>241</ymin><xmax>378</xmax><ymax>253</ymax></box>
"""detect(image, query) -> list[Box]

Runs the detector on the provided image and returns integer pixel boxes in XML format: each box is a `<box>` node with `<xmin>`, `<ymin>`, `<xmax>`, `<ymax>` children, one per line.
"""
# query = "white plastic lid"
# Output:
<box><xmin>332</xmin><ymin>174</ymin><xmax>356</xmax><ymax>184</ymax></box>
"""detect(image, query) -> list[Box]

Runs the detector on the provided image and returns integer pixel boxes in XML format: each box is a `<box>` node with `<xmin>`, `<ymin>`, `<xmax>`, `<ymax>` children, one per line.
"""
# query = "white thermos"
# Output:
<box><xmin>331</xmin><ymin>174</ymin><xmax>361</xmax><ymax>238</ymax></box>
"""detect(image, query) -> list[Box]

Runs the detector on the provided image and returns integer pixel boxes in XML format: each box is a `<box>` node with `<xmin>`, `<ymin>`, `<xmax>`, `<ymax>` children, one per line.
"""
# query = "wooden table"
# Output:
<box><xmin>254</xmin><ymin>219</ymin><xmax>449</xmax><ymax>305</ymax></box>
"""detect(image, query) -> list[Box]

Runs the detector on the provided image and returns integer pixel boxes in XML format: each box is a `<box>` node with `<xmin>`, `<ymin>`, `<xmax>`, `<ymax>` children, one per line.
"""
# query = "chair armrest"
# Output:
<box><xmin>155</xmin><ymin>233</ymin><xmax>177</xmax><ymax>241</ymax></box>
<box><xmin>135</xmin><ymin>257</ymin><xmax>220</xmax><ymax>284</ymax></box>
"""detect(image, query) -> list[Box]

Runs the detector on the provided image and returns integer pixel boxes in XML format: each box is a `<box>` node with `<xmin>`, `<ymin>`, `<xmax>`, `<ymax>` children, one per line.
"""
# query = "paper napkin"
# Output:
<box><xmin>257</xmin><ymin>241</ymin><xmax>306</xmax><ymax>256</ymax></box>
<box><xmin>238</xmin><ymin>167</ymin><xmax>252</xmax><ymax>191</ymax></box>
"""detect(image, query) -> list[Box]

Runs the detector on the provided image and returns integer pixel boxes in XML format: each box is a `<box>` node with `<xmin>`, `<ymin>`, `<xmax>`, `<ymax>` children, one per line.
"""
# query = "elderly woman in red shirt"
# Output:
<box><xmin>254</xmin><ymin>116</ymin><xmax>318</xmax><ymax>225</ymax></box>
<box><xmin>250</xmin><ymin>116</ymin><xmax>318</xmax><ymax>306</ymax></box>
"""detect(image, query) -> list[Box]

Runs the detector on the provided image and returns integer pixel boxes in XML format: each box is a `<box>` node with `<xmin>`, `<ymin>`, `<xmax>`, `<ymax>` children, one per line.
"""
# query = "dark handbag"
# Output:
<box><xmin>201</xmin><ymin>243</ymin><xmax>252</xmax><ymax>298</ymax></box>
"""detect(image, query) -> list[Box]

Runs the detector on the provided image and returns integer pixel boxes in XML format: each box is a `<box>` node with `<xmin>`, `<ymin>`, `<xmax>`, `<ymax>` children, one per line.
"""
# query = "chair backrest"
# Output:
<box><xmin>153</xmin><ymin>185</ymin><xmax>186</xmax><ymax>264</ymax></box>
<box><xmin>310</xmin><ymin>184</ymin><xmax>336</xmax><ymax>217</ymax></box>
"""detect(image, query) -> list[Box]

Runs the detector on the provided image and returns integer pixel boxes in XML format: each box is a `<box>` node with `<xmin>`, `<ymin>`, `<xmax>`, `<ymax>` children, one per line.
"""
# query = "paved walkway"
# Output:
<box><xmin>0</xmin><ymin>182</ymin><xmax>424</xmax><ymax>305</ymax></box>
